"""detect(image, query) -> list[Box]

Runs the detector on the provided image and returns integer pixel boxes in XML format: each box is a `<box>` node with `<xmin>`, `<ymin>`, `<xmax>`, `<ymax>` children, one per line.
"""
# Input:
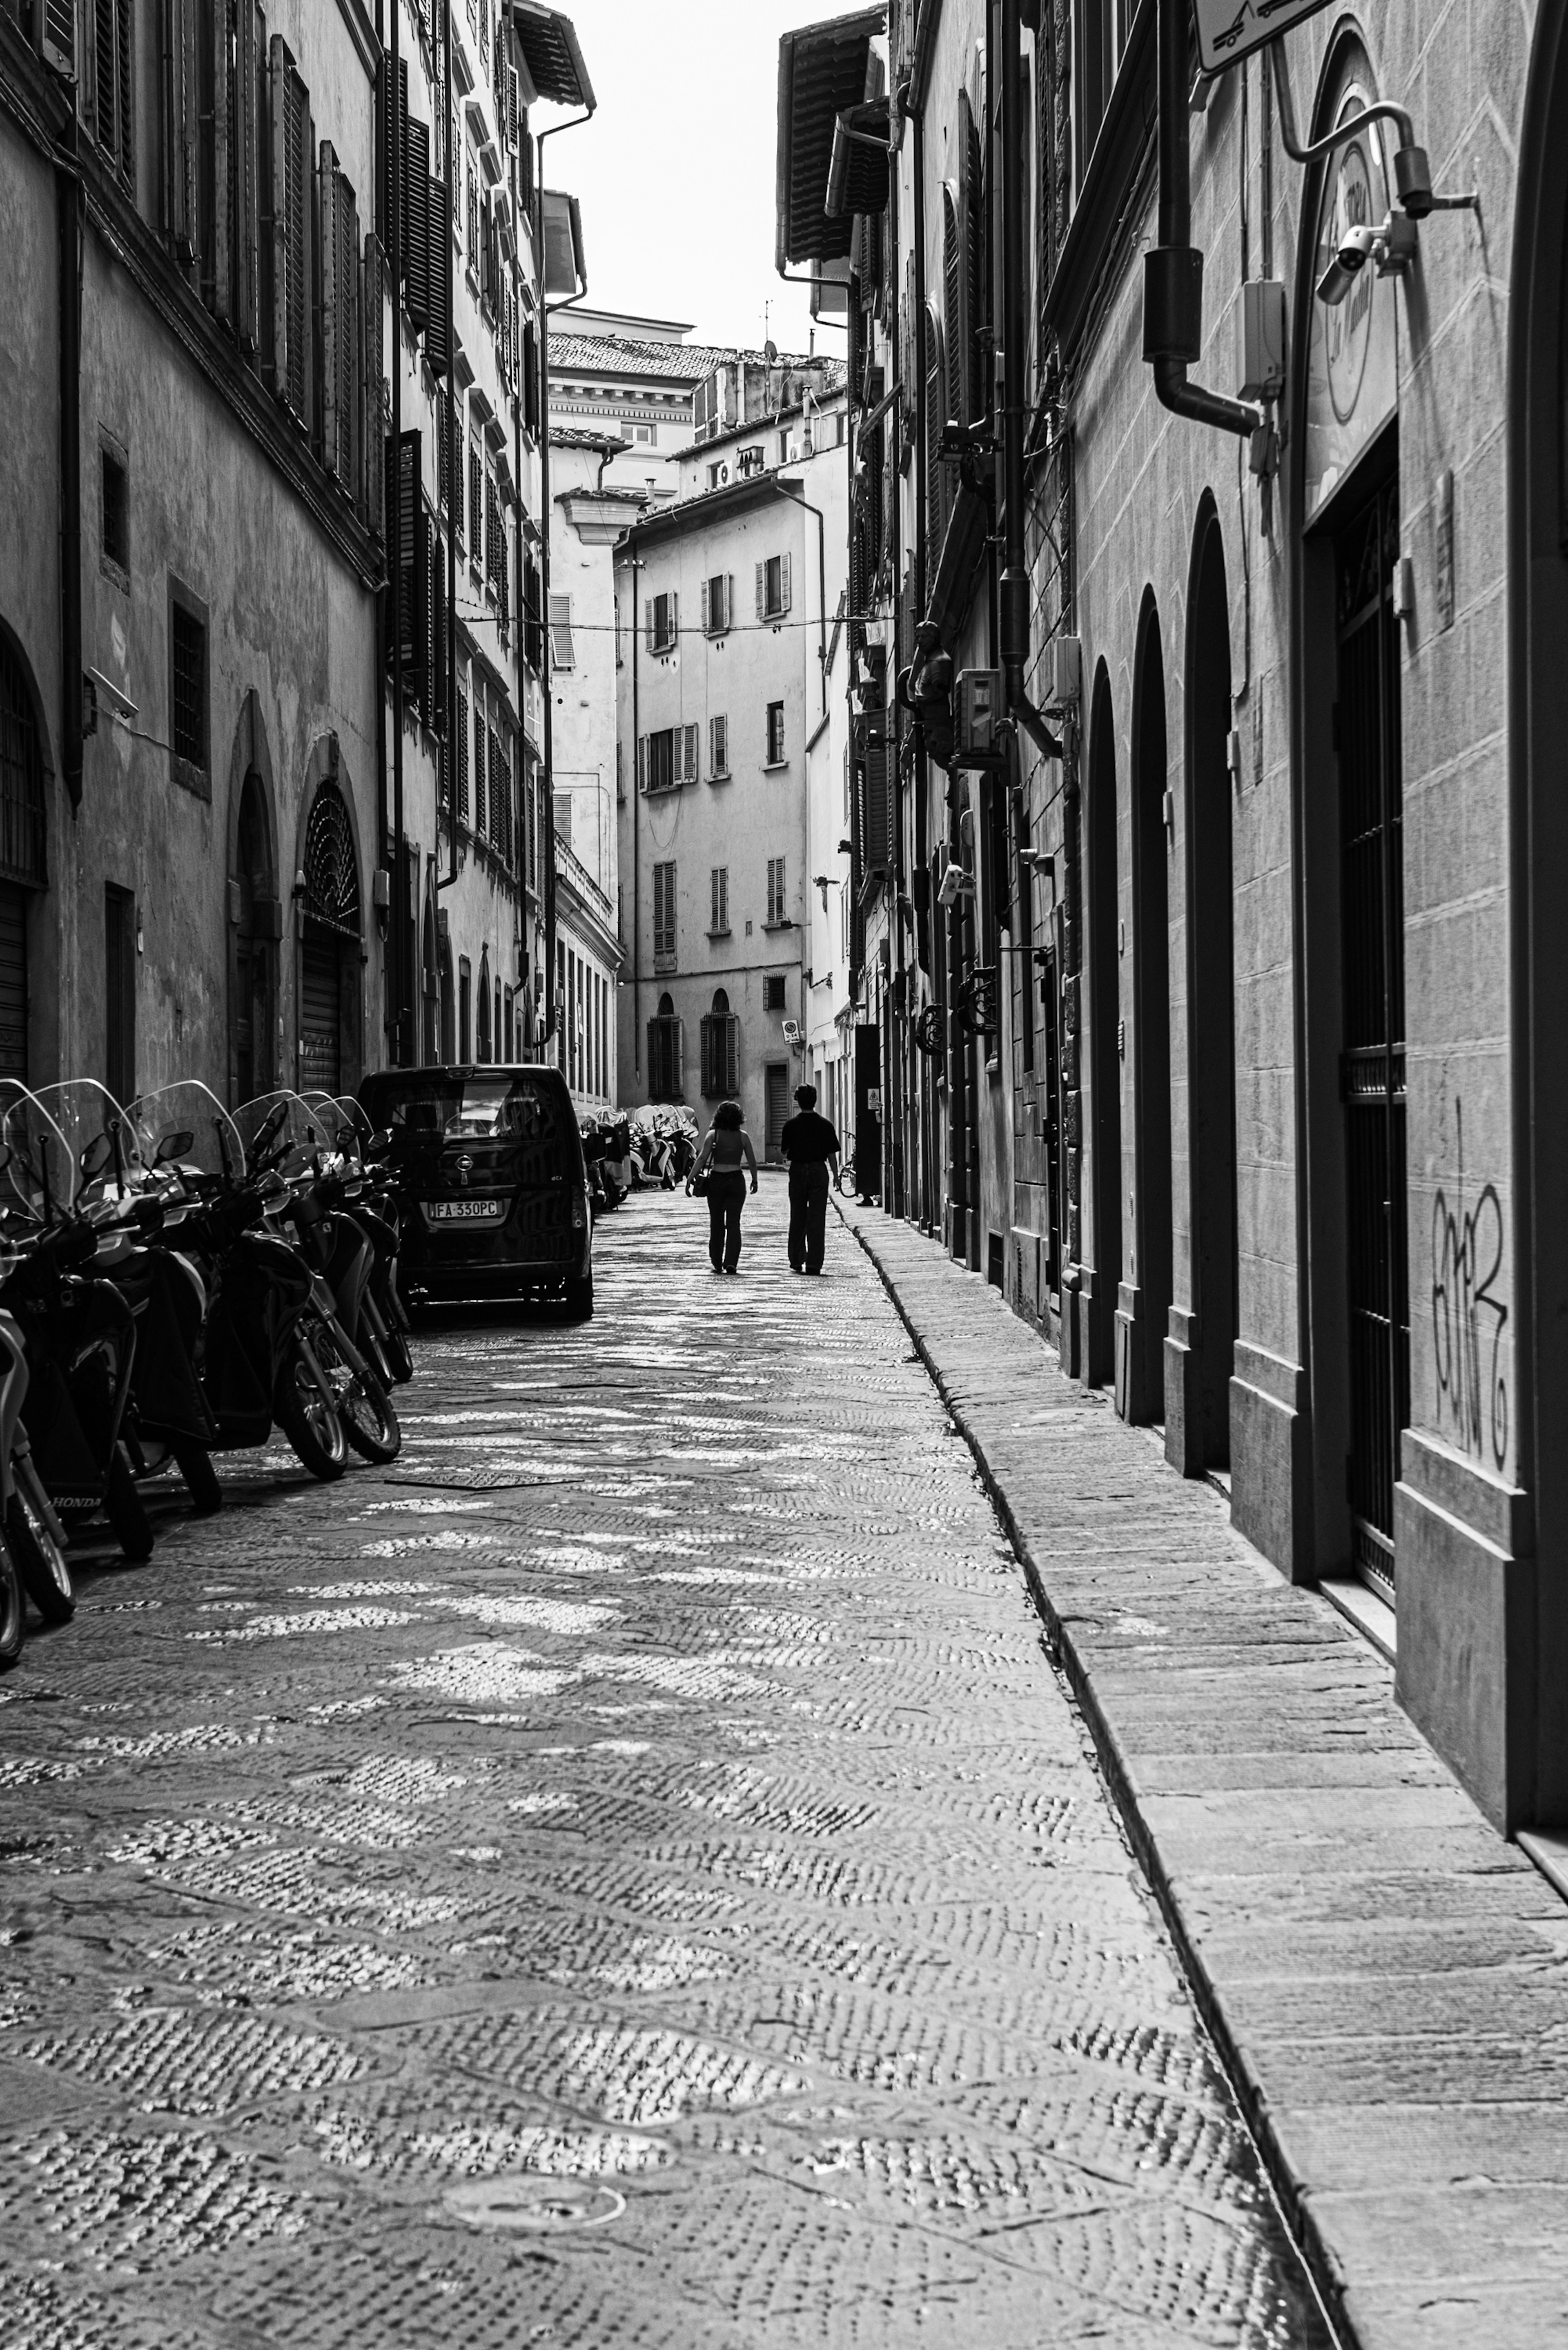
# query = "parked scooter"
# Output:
<box><xmin>303</xmin><ymin>1095</ymin><xmax>414</xmax><ymax>1388</ymax></box>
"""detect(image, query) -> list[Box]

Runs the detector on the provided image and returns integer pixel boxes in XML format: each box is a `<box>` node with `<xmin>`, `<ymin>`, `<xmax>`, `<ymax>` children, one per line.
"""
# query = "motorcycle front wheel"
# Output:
<box><xmin>275</xmin><ymin>1333</ymin><xmax>348</xmax><ymax>1481</ymax></box>
<box><xmin>363</xmin><ymin>1292</ymin><xmax>414</xmax><ymax>1386</ymax></box>
<box><xmin>0</xmin><ymin>1527</ymin><xmax>22</xmax><ymax>1666</ymax></box>
<box><xmin>9</xmin><ymin>1459</ymin><xmax>74</xmax><ymax>1624</ymax></box>
<box><xmin>314</xmin><ymin>1321</ymin><xmax>401</xmax><ymax>1465</ymax></box>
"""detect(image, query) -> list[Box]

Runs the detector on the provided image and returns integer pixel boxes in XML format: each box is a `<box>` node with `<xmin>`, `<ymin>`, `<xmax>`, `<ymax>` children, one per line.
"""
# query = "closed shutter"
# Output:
<box><xmin>710</xmin><ymin>714</ymin><xmax>727</xmax><ymax>776</ymax></box>
<box><xmin>385</xmin><ymin>430</ymin><xmax>426</xmax><ymax>709</ymax></box>
<box><xmin>475</xmin><ymin>706</ymin><xmax>488</xmax><ymax>834</ymax></box>
<box><xmin>755</xmin><ymin>562</ymin><xmax>765</xmax><ymax>620</ymax></box>
<box><xmin>942</xmin><ymin>184</ymin><xmax>962</xmax><ymax>430</ymax></box>
<box><xmin>300</xmin><ymin>935</ymin><xmax>342</xmax><ymax>1092</ymax></box>
<box><xmin>779</xmin><ymin>553</ymin><xmax>792</xmax><ymax>614</ymax></box>
<box><xmin>361</xmin><ymin>235</ymin><xmax>385</xmax><ymax>529</ymax></box>
<box><xmin>268</xmin><ymin>38</ymin><xmax>302</xmax><ymax>414</ymax></box>
<box><xmin>236</xmin><ymin>0</ymin><xmax>260</xmax><ymax>346</ymax></box>
<box><xmin>864</xmin><ymin>742</ymin><xmax>890</xmax><ymax>872</ymax></box>
<box><xmin>523</xmin><ymin>314</ymin><xmax>539</xmax><ymax>435</ymax></box>
<box><xmin>682</xmin><ymin>722</ymin><xmax>698</xmax><ymax>783</ymax></box>
<box><xmin>699</xmin><ymin>578</ymin><xmax>708</xmax><ymax>633</ymax></box>
<box><xmin>637</xmin><ymin>735</ymin><xmax>646</xmax><ymax>792</ymax></box>
<box><xmin>0</xmin><ymin>884</ymin><xmax>27</xmax><ymax>1080</ymax></box>
<box><xmin>425</xmin><ymin>171</ymin><xmax>450</xmax><ymax>369</ymax></box>
<box><xmin>207</xmin><ymin>0</ymin><xmax>232</xmax><ymax>317</ymax></box>
<box><xmin>966</xmin><ymin>95</ymin><xmax>986</xmax><ymax>423</ymax></box>
<box><xmin>403</xmin><ymin>116</ymin><xmax>431</xmax><ymax>333</ymax></box>
<box><xmin>765</xmin><ymin>1065</ymin><xmax>789</xmax><ymax>1159</ymax></box>
<box><xmin>456</xmin><ymin>687</ymin><xmax>469</xmax><ymax>823</ymax></box>
<box><xmin>319</xmin><ymin>144</ymin><xmax>343</xmax><ymax>471</ymax></box>
<box><xmin>924</xmin><ymin>303</ymin><xmax>945</xmax><ymax>549</ymax></box>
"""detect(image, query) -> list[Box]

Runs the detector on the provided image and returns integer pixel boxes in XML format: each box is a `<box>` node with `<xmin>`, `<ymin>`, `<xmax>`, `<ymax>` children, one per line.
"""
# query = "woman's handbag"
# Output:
<box><xmin>688</xmin><ymin>1170</ymin><xmax>710</xmax><ymax>1198</ymax></box>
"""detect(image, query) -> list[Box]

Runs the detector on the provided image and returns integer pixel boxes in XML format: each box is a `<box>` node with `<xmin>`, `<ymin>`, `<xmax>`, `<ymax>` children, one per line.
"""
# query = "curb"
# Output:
<box><xmin>835</xmin><ymin>1197</ymin><xmax>1352</xmax><ymax>2350</ymax></box>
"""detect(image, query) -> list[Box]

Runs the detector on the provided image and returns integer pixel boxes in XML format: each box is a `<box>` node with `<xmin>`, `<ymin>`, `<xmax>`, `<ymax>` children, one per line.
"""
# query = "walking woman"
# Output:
<box><xmin>689</xmin><ymin>1099</ymin><xmax>758</xmax><ymax>1274</ymax></box>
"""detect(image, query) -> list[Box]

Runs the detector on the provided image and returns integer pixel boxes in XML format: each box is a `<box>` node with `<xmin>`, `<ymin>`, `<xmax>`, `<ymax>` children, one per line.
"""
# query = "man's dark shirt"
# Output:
<box><xmin>780</xmin><ymin>1110</ymin><xmax>840</xmax><ymax>1166</ymax></box>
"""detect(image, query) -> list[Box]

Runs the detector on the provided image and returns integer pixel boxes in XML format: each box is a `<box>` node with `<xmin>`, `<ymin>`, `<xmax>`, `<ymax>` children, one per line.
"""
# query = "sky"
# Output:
<box><xmin>535</xmin><ymin>0</ymin><xmax>853</xmax><ymax>358</ymax></box>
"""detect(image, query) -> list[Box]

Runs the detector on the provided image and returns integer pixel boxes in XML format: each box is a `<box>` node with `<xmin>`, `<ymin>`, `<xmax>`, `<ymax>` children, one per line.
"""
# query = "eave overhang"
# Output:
<box><xmin>509</xmin><ymin>2</ymin><xmax>594</xmax><ymax>108</ymax></box>
<box><xmin>775</xmin><ymin>9</ymin><xmax>885</xmax><ymax>270</ymax></box>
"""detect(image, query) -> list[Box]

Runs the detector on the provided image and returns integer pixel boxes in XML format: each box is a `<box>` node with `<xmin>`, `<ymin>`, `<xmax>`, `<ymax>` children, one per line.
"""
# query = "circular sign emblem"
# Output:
<box><xmin>1321</xmin><ymin>136</ymin><xmax>1376</xmax><ymax>424</ymax></box>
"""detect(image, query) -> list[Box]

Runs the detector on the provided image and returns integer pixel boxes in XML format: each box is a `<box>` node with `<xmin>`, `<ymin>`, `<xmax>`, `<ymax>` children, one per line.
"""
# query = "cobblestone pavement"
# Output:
<box><xmin>0</xmin><ymin>1180</ymin><xmax>1334</xmax><ymax>2350</ymax></box>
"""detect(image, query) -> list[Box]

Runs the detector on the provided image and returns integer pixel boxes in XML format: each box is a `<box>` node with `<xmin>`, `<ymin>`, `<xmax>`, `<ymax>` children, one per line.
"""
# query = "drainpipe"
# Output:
<box><xmin>57</xmin><ymin>115</ymin><xmax>82</xmax><ymax>815</ymax></box>
<box><xmin>388</xmin><ymin>0</ymin><xmax>405</xmax><ymax>1062</ymax></box>
<box><xmin>776</xmin><ymin>479</ymin><xmax>827</xmax><ymax>715</ymax></box>
<box><xmin>1144</xmin><ymin>0</ymin><xmax>1260</xmax><ymax>439</ymax></box>
<box><xmin>629</xmin><ymin>542</ymin><xmax>641</xmax><ymax>1078</ymax></box>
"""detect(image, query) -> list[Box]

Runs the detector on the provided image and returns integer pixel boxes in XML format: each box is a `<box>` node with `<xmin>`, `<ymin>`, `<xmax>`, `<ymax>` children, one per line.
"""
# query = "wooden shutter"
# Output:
<box><xmin>385</xmin><ymin>430</ymin><xmax>426</xmax><ymax>707</ymax></box>
<box><xmin>403</xmin><ymin>116</ymin><xmax>431</xmax><ymax>333</ymax></box>
<box><xmin>456</xmin><ymin>687</ymin><xmax>470</xmax><ymax>822</ymax></box>
<box><xmin>475</xmin><ymin>706</ymin><xmax>488</xmax><ymax>834</ymax></box>
<box><xmin>205</xmin><ymin>0</ymin><xmax>232</xmax><ymax>317</ymax></box>
<box><xmin>966</xmin><ymin>93</ymin><xmax>986</xmax><ymax>423</ymax></box>
<box><xmin>234</xmin><ymin>0</ymin><xmax>259</xmax><ymax>345</ymax></box>
<box><xmin>362</xmin><ymin>235</ymin><xmax>385</xmax><ymax>530</ymax></box>
<box><xmin>924</xmin><ymin>302</ymin><xmax>945</xmax><ymax>549</ymax></box>
<box><xmin>425</xmin><ymin>169</ymin><xmax>450</xmax><ymax>368</ymax></box>
<box><xmin>864</xmin><ymin>742</ymin><xmax>890</xmax><ymax>872</ymax></box>
<box><xmin>755</xmin><ymin>563</ymin><xmax>765</xmax><ymax>620</ymax></box>
<box><xmin>780</xmin><ymin>553</ymin><xmax>792</xmax><ymax>614</ymax></box>
<box><xmin>941</xmin><ymin>183</ymin><xmax>962</xmax><ymax>428</ymax></box>
<box><xmin>644</xmin><ymin>598</ymin><xmax>654</xmax><ymax>650</ymax></box>
<box><xmin>699</xmin><ymin>578</ymin><xmax>709</xmax><ymax>633</ymax></box>
<box><xmin>167</xmin><ymin>0</ymin><xmax>198</xmax><ymax>264</ymax></box>
<box><xmin>319</xmin><ymin>143</ymin><xmax>343</xmax><ymax>471</ymax></box>
<box><xmin>682</xmin><ymin>722</ymin><xmax>698</xmax><ymax>783</ymax></box>
<box><xmin>637</xmin><ymin>736</ymin><xmax>646</xmax><ymax>791</ymax></box>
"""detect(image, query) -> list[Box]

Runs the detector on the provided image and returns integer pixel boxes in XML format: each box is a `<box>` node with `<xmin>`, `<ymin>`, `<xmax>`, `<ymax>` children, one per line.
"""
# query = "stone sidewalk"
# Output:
<box><xmin>837</xmin><ymin>1200</ymin><xmax>1568</xmax><ymax>2350</ymax></box>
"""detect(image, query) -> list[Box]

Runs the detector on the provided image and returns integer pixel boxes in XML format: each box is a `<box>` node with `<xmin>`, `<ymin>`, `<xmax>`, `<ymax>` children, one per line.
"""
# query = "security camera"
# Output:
<box><xmin>1316</xmin><ymin>221</ymin><xmax>1379</xmax><ymax>308</ymax></box>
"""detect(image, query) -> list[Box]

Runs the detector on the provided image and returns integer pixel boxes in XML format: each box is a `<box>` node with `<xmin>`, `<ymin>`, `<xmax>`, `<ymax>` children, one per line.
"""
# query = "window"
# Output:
<box><xmin>757</xmin><ymin>553</ymin><xmax>791</xmax><ymax>620</ymax></box>
<box><xmin>92</xmin><ymin>0</ymin><xmax>135</xmax><ymax>187</ymax></box>
<box><xmin>646</xmin><ymin>590</ymin><xmax>677</xmax><ymax>651</ymax></box>
<box><xmin>633</xmin><ymin>422</ymin><xmax>655</xmax><ymax>445</ymax></box>
<box><xmin>456</xmin><ymin>687</ymin><xmax>470</xmax><ymax>825</ymax></box>
<box><xmin>709</xmin><ymin>714</ymin><xmax>729</xmax><ymax>778</ymax></box>
<box><xmin>458</xmin><ymin>958</ymin><xmax>472</xmax><ymax>1060</ymax></box>
<box><xmin>737</xmin><ymin>446</ymin><xmax>765</xmax><ymax>479</ymax></box>
<box><xmin>469</xmin><ymin>443</ymin><xmax>483</xmax><ymax>569</ymax></box>
<box><xmin>701</xmin><ymin>573</ymin><xmax>731</xmax><ymax>634</ymax></box>
<box><xmin>100</xmin><ymin>443</ymin><xmax>129</xmax><ymax>579</ymax></box>
<box><xmin>267</xmin><ymin>39</ymin><xmax>311</xmax><ymax>425</ymax></box>
<box><xmin>169</xmin><ymin>589</ymin><xmax>208</xmax><ymax>788</ymax></box>
<box><xmin>765</xmin><ymin>702</ymin><xmax>786</xmax><ymax>766</ymax></box>
<box><xmin>766</xmin><ymin>858</ymin><xmax>787</xmax><ymax>928</ymax></box>
<box><xmin>640</xmin><ymin>725</ymin><xmax>696</xmax><ymax>793</ymax></box>
<box><xmin>763</xmin><ymin>973</ymin><xmax>787</xmax><ymax>1012</ymax></box>
<box><xmin>710</xmin><ymin>866</ymin><xmax>729</xmax><ymax>935</ymax></box>
<box><xmin>549</xmin><ymin>593</ymin><xmax>574</xmax><ymax>669</ymax></box>
<box><xmin>653</xmin><ymin>860</ymin><xmax>677</xmax><ymax>967</ymax></box>
<box><xmin>778</xmin><ymin>430</ymin><xmax>791</xmax><ymax>462</ymax></box>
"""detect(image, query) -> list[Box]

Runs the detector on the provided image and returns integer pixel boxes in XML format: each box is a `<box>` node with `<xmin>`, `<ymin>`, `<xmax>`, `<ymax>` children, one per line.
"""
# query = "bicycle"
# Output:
<box><xmin>835</xmin><ymin>1143</ymin><xmax>858</xmax><ymax>1195</ymax></box>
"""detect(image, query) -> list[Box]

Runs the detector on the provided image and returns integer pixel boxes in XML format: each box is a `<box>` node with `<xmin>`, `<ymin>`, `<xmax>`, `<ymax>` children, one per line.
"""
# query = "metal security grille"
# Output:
<box><xmin>171</xmin><ymin>604</ymin><xmax>206</xmax><ymax>768</ymax></box>
<box><xmin>0</xmin><ymin>883</ymin><xmax>27</xmax><ymax>1079</ymax></box>
<box><xmin>1337</xmin><ymin>477</ymin><xmax>1408</xmax><ymax>1603</ymax></box>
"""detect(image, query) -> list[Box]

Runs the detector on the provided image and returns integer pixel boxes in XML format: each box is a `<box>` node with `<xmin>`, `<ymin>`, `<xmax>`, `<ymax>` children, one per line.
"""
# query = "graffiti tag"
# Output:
<box><xmin>1430</xmin><ymin>1101</ymin><xmax>1508</xmax><ymax>1470</ymax></box>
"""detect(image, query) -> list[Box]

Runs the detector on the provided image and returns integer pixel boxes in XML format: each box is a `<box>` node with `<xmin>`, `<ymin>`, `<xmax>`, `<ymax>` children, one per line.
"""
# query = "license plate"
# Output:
<box><xmin>428</xmin><ymin>1198</ymin><xmax>508</xmax><ymax>1223</ymax></box>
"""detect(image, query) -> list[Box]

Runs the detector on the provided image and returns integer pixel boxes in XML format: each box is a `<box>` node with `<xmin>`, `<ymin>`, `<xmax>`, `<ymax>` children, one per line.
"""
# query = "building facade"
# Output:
<box><xmin>779</xmin><ymin>0</ymin><xmax>1568</xmax><ymax>1842</ymax></box>
<box><xmin>548</xmin><ymin>313</ymin><xmax>736</xmax><ymax>507</ymax></box>
<box><xmin>614</xmin><ymin>377</ymin><xmax>846</xmax><ymax>1157</ymax></box>
<box><xmin>548</xmin><ymin>426</ymin><xmax>637</xmax><ymax>1110</ymax></box>
<box><xmin>0</xmin><ymin>0</ymin><xmax>589</xmax><ymax>1115</ymax></box>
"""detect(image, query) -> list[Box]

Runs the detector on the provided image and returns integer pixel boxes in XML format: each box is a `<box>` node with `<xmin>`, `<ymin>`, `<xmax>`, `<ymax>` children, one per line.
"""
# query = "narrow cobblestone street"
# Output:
<box><xmin>1</xmin><ymin>1183</ymin><xmax>1332</xmax><ymax>2348</ymax></box>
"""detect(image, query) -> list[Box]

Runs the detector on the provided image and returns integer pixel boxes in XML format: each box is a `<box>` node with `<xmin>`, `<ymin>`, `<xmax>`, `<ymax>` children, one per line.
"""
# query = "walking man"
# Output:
<box><xmin>780</xmin><ymin>1084</ymin><xmax>841</xmax><ymax>1275</ymax></box>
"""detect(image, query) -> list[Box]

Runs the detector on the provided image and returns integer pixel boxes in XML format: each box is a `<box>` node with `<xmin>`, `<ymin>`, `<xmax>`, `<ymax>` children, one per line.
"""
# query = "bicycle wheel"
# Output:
<box><xmin>836</xmin><ymin>1158</ymin><xmax>858</xmax><ymax>1195</ymax></box>
<box><xmin>9</xmin><ymin>1458</ymin><xmax>74</xmax><ymax>1624</ymax></box>
<box><xmin>275</xmin><ymin>1331</ymin><xmax>348</xmax><ymax>1481</ymax></box>
<box><xmin>314</xmin><ymin>1320</ymin><xmax>401</xmax><ymax>1465</ymax></box>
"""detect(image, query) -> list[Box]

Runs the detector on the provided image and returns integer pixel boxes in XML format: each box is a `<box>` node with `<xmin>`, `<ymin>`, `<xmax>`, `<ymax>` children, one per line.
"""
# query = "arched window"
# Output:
<box><xmin>657</xmin><ymin>990</ymin><xmax>674</xmax><ymax>1014</ymax></box>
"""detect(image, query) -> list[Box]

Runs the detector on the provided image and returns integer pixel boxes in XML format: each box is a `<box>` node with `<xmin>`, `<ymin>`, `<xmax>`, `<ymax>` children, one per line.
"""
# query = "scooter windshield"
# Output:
<box><xmin>233</xmin><ymin>1090</ymin><xmax>321</xmax><ymax>1179</ymax></box>
<box><xmin>0</xmin><ymin>1084</ymin><xmax>76</xmax><ymax>1224</ymax></box>
<box><xmin>299</xmin><ymin>1093</ymin><xmax>360</xmax><ymax>1170</ymax></box>
<box><xmin>30</xmin><ymin>1079</ymin><xmax>145</xmax><ymax>1207</ymax></box>
<box><xmin>126</xmin><ymin>1081</ymin><xmax>245</xmax><ymax>1188</ymax></box>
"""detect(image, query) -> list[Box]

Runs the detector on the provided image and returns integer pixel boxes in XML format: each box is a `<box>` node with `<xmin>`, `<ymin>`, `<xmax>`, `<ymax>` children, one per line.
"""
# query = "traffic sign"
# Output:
<box><xmin>1195</xmin><ymin>0</ymin><xmax>1333</xmax><ymax>77</ymax></box>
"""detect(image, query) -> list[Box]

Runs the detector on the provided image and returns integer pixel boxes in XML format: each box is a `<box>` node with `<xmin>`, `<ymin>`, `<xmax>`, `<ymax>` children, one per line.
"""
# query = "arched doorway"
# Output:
<box><xmin>0</xmin><ymin>630</ymin><xmax>49</xmax><ymax>1079</ymax></box>
<box><xmin>421</xmin><ymin>896</ymin><xmax>438</xmax><ymax>1064</ymax></box>
<box><xmin>1122</xmin><ymin>599</ymin><xmax>1172</xmax><ymax>1427</ymax></box>
<box><xmin>1509</xmin><ymin>0</ymin><xmax>1568</xmax><ymax>1825</ymax></box>
<box><xmin>1175</xmin><ymin>508</ymin><xmax>1238</xmax><ymax>1470</ymax></box>
<box><xmin>298</xmin><ymin>778</ymin><xmax>362</xmax><ymax>1094</ymax></box>
<box><xmin>1083</xmin><ymin>660</ymin><xmax>1121</xmax><ymax>1390</ymax></box>
<box><xmin>476</xmin><ymin>949</ymin><xmax>492</xmax><ymax>1061</ymax></box>
<box><xmin>232</xmin><ymin>771</ymin><xmax>277</xmax><ymax>1104</ymax></box>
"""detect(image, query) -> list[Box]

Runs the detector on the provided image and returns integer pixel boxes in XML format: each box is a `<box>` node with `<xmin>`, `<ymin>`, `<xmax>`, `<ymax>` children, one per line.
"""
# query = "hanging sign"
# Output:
<box><xmin>1195</xmin><ymin>0</ymin><xmax>1334</xmax><ymax>76</ymax></box>
<box><xmin>1303</xmin><ymin>83</ymin><xmax>1399</xmax><ymax>523</ymax></box>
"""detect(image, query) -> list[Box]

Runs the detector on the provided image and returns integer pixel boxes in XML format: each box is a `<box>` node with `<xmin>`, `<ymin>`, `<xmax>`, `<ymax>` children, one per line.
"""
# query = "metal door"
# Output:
<box><xmin>301</xmin><ymin>934</ymin><xmax>343</xmax><ymax>1094</ymax></box>
<box><xmin>0</xmin><ymin>883</ymin><xmax>26</xmax><ymax>1079</ymax></box>
<box><xmin>1337</xmin><ymin>477</ymin><xmax>1408</xmax><ymax>1603</ymax></box>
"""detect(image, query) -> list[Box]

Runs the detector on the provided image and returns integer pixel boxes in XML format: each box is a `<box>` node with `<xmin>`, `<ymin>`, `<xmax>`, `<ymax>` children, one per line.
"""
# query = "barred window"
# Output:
<box><xmin>170</xmin><ymin>600</ymin><xmax>207</xmax><ymax>774</ymax></box>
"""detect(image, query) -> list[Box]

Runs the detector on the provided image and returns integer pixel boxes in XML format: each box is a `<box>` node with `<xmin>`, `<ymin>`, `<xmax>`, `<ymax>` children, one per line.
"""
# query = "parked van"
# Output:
<box><xmin>359</xmin><ymin>1066</ymin><xmax>593</xmax><ymax>1317</ymax></box>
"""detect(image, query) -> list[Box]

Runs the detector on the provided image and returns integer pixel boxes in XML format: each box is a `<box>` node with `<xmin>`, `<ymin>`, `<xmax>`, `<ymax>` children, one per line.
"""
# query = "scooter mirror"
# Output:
<box><xmin>154</xmin><ymin>1129</ymin><xmax>196</xmax><ymax>1165</ymax></box>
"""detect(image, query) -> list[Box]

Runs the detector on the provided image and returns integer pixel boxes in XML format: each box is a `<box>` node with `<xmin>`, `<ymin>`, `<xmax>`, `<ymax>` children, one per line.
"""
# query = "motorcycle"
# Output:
<box><xmin>303</xmin><ymin>1094</ymin><xmax>414</xmax><ymax>1388</ymax></box>
<box><xmin>0</xmin><ymin>1085</ymin><xmax>155</xmax><ymax>1560</ymax></box>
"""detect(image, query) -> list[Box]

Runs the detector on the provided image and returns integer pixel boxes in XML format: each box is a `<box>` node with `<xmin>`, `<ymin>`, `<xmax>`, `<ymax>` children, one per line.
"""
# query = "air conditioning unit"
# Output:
<box><xmin>718</xmin><ymin>462</ymin><xmax>730</xmax><ymax>484</ymax></box>
<box><xmin>1041</xmin><ymin>635</ymin><xmax>1082</xmax><ymax>712</ymax></box>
